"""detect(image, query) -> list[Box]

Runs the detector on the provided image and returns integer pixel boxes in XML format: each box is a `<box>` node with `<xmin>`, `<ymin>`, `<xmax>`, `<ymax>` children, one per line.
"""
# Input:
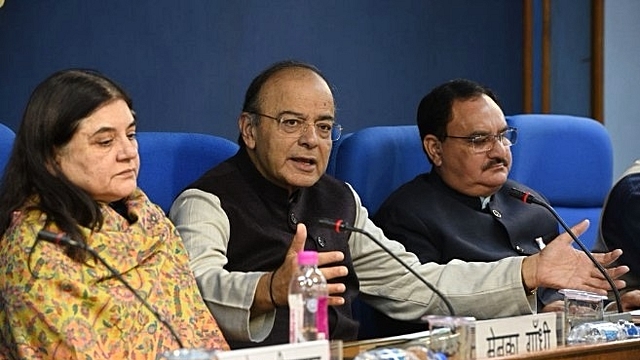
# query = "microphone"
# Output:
<box><xmin>37</xmin><ymin>230</ymin><xmax>186</xmax><ymax>348</ymax></box>
<box><xmin>317</xmin><ymin>218</ymin><xmax>456</xmax><ymax>316</ymax></box>
<box><xmin>508</xmin><ymin>187</ymin><xmax>622</xmax><ymax>312</ymax></box>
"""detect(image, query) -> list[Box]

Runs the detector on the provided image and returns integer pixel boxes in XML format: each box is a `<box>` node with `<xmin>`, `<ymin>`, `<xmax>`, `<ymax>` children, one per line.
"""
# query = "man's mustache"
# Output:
<box><xmin>482</xmin><ymin>158</ymin><xmax>509</xmax><ymax>171</ymax></box>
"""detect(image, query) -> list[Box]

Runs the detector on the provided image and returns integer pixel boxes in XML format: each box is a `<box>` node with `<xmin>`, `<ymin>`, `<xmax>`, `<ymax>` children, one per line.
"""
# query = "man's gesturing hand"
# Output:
<box><xmin>521</xmin><ymin>220</ymin><xmax>628</xmax><ymax>295</ymax></box>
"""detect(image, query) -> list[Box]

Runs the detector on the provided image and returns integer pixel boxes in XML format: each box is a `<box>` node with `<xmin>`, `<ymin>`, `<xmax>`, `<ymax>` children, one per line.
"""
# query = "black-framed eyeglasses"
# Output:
<box><xmin>250</xmin><ymin>112</ymin><xmax>342</xmax><ymax>141</ymax></box>
<box><xmin>444</xmin><ymin>127</ymin><xmax>518</xmax><ymax>153</ymax></box>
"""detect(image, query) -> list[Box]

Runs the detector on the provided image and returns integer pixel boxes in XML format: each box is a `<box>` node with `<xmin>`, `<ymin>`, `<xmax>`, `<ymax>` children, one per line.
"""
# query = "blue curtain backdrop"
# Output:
<box><xmin>0</xmin><ymin>1</ymin><xmax>528</xmax><ymax>141</ymax></box>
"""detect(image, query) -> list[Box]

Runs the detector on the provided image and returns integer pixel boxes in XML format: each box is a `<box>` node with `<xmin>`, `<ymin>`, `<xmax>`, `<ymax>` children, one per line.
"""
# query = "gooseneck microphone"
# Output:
<box><xmin>508</xmin><ymin>188</ymin><xmax>622</xmax><ymax>313</ymax></box>
<box><xmin>317</xmin><ymin>218</ymin><xmax>456</xmax><ymax>316</ymax></box>
<box><xmin>37</xmin><ymin>230</ymin><xmax>186</xmax><ymax>348</ymax></box>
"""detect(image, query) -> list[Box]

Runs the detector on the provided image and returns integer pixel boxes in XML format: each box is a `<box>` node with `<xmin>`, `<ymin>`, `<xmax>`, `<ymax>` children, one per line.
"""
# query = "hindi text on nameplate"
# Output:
<box><xmin>475</xmin><ymin>312</ymin><xmax>557</xmax><ymax>359</ymax></box>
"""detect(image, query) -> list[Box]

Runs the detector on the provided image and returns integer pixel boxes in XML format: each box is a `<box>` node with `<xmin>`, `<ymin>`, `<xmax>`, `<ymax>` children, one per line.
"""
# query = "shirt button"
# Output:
<box><xmin>289</xmin><ymin>213</ymin><xmax>298</xmax><ymax>226</ymax></box>
<box><xmin>492</xmin><ymin>209</ymin><xmax>502</xmax><ymax>218</ymax></box>
<box><xmin>316</xmin><ymin>236</ymin><xmax>326</xmax><ymax>248</ymax></box>
<box><xmin>515</xmin><ymin>245</ymin><xmax>524</xmax><ymax>253</ymax></box>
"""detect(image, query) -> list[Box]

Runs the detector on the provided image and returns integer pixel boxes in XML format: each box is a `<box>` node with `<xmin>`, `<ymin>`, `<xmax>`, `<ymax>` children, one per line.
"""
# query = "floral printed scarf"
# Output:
<box><xmin>0</xmin><ymin>188</ymin><xmax>228</xmax><ymax>359</ymax></box>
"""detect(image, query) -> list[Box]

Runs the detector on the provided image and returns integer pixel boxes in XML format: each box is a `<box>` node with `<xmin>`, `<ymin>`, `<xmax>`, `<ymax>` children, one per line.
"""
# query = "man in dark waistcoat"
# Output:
<box><xmin>371</xmin><ymin>79</ymin><xmax>564</xmax><ymax>336</ymax></box>
<box><xmin>168</xmin><ymin>61</ymin><xmax>628</xmax><ymax>348</ymax></box>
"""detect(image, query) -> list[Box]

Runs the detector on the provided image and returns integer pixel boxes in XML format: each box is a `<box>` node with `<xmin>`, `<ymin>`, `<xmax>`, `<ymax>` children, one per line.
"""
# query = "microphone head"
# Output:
<box><xmin>508</xmin><ymin>187</ymin><xmax>540</xmax><ymax>204</ymax></box>
<box><xmin>317</xmin><ymin>218</ymin><xmax>338</xmax><ymax>227</ymax></box>
<box><xmin>508</xmin><ymin>187</ymin><xmax>526</xmax><ymax>200</ymax></box>
<box><xmin>317</xmin><ymin>218</ymin><xmax>346</xmax><ymax>233</ymax></box>
<box><xmin>37</xmin><ymin>230</ymin><xmax>83</xmax><ymax>247</ymax></box>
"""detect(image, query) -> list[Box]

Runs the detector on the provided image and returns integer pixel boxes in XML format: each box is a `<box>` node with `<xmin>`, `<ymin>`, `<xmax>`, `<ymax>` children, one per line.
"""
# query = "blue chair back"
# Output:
<box><xmin>326</xmin><ymin>132</ymin><xmax>351</xmax><ymax>177</ymax></box>
<box><xmin>507</xmin><ymin>114</ymin><xmax>613</xmax><ymax>249</ymax></box>
<box><xmin>331</xmin><ymin>125</ymin><xmax>432</xmax><ymax>339</ymax></box>
<box><xmin>137</xmin><ymin>132</ymin><xmax>239</xmax><ymax>213</ymax></box>
<box><xmin>332</xmin><ymin>125</ymin><xmax>431</xmax><ymax>215</ymax></box>
<box><xmin>0</xmin><ymin>123</ymin><xmax>15</xmax><ymax>177</ymax></box>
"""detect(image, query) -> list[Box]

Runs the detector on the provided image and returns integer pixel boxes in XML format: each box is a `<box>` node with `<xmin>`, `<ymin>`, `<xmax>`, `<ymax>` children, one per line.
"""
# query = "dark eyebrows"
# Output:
<box><xmin>277</xmin><ymin>110</ymin><xmax>335</xmax><ymax>123</ymax></box>
<box><xmin>469</xmin><ymin>125</ymin><xmax>509</xmax><ymax>136</ymax></box>
<box><xmin>90</xmin><ymin>119</ymin><xmax>137</xmax><ymax>137</ymax></box>
<box><xmin>276</xmin><ymin>110</ymin><xmax>305</xmax><ymax>119</ymax></box>
<box><xmin>317</xmin><ymin>114</ymin><xmax>335</xmax><ymax>122</ymax></box>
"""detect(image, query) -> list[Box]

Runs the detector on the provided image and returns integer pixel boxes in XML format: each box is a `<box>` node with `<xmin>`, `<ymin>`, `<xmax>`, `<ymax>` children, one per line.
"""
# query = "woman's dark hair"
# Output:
<box><xmin>237</xmin><ymin>60</ymin><xmax>333</xmax><ymax>147</ymax></box>
<box><xmin>0</xmin><ymin>69</ymin><xmax>133</xmax><ymax>261</ymax></box>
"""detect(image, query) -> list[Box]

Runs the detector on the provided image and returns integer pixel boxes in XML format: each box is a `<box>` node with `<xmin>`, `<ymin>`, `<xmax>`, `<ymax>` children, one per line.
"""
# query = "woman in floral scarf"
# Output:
<box><xmin>0</xmin><ymin>69</ymin><xmax>228</xmax><ymax>359</ymax></box>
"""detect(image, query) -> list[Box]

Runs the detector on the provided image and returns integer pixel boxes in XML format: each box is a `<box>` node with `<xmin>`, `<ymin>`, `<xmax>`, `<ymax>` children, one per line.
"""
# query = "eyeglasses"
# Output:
<box><xmin>444</xmin><ymin>127</ymin><xmax>517</xmax><ymax>153</ymax></box>
<box><xmin>250</xmin><ymin>112</ymin><xmax>342</xmax><ymax>141</ymax></box>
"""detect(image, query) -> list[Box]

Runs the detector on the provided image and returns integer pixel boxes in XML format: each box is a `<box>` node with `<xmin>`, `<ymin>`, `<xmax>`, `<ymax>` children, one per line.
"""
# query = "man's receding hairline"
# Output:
<box><xmin>258</xmin><ymin>67</ymin><xmax>332</xmax><ymax>107</ymax></box>
<box><xmin>264</xmin><ymin>66</ymin><xmax>326</xmax><ymax>86</ymax></box>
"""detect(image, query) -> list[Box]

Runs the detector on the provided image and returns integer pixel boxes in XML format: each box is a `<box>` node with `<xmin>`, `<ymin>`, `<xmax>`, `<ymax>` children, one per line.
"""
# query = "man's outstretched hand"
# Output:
<box><xmin>522</xmin><ymin>220</ymin><xmax>628</xmax><ymax>295</ymax></box>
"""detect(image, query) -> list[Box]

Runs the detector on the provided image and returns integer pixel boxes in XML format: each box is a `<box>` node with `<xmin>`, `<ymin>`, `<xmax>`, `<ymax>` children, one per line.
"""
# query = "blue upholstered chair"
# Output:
<box><xmin>0</xmin><ymin>123</ymin><xmax>15</xmax><ymax>177</ymax></box>
<box><xmin>136</xmin><ymin>132</ymin><xmax>239</xmax><ymax>213</ymax></box>
<box><xmin>507</xmin><ymin>114</ymin><xmax>613</xmax><ymax>250</ymax></box>
<box><xmin>331</xmin><ymin>125</ymin><xmax>431</xmax><ymax>339</ymax></box>
<box><xmin>332</xmin><ymin>125</ymin><xmax>430</xmax><ymax>216</ymax></box>
<box><xmin>326</xmin><ymin>132</ymin><xmax>351</xmax><ymax>177</ymax></box>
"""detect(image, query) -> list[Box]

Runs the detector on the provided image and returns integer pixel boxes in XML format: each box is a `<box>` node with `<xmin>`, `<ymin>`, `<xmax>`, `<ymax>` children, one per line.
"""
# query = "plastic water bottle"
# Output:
<box><xmin>288</xmin><ymin>250</ymin><xmax>329</xmax><ymax>342</ymax></box>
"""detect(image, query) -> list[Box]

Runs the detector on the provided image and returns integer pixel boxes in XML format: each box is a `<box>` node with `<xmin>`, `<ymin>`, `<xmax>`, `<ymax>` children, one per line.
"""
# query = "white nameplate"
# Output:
<box><xmin>215</xmin><ymin>340</ymin><xmax>330</xmax><ymax>360</ymax></box>
<box><xmin>475</xmin><ymin>312</ymin><xmax>557</xmax><ymax>359</ymax></box>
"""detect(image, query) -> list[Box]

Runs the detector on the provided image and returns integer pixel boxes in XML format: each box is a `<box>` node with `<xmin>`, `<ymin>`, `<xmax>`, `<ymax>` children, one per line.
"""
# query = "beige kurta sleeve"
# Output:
<box><xmin>169</xmin><ymin>188</ymin><xmax>276</xmax><ymax>342</ymax></box>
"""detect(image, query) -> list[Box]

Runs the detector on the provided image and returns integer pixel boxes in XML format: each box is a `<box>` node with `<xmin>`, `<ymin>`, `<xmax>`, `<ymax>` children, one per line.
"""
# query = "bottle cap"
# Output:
<box><xmin>297</xmin><ymin>251</ymin><xmax>318</xmax><ymax>265</ymax></box>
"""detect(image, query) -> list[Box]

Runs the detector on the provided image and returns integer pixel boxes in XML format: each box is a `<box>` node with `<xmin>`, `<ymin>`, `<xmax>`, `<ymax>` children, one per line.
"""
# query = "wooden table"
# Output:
<box><xmin>342</xmin><ymin>336</ymin><xmax>640</xmax><ymax>360</ymax></box>
<box><xmin>494</xmin><ymin>338</ymin><xmax>640</xmax><ymax>360</ymax></box>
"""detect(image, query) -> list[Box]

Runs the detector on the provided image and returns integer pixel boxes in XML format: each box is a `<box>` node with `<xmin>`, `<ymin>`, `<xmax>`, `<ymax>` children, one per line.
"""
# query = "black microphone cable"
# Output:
<box><xmin>317</xmin><ymin>218</ymin><xmax>456</xmax><ymax>316</ymax></box>
<box><xmin>508</xmin><ymin>187</ymin><xmax>623</xmax><ymax>313</ymax></box>
<box><xmin>37</xmin><ymin>230</ymin><xmax>186</xmax><ymax>348</ymax></box>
